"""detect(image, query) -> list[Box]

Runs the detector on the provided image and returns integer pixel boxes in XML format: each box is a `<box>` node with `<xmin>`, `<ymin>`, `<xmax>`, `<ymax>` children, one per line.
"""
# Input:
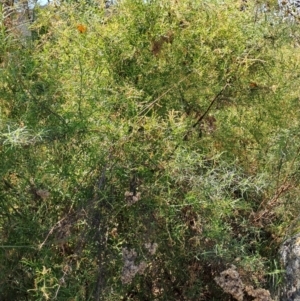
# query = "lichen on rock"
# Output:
<box><xmin>215</xmin><ymin>265</ymin><xmax>273</xmax><ymax>301</ymax></box>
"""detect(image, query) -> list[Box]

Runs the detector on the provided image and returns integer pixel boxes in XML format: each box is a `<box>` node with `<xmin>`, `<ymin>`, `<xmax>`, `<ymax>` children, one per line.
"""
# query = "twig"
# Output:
<box><xmin>137</xmin><ymin>75</ymin><xmax>191</xmax><ymax>120</ymax></box>
<box><xmin>38</xmin><ymin>216</ymin><xmax>68</xmax><ymax>250</ymax></box>
<box><xmin>253</xmin><ymin>183</ymin><xmax>292</xmax><ymax>224</ymax></box>
<box><xmin>181</xmin><ymin>82</ymin><xmax>229</xmax><ymax>142</ymax></box>
<box><xmin>16</xmin><ymin>72</ymin><xmax>67</xmax><ymax>125</ymax></box>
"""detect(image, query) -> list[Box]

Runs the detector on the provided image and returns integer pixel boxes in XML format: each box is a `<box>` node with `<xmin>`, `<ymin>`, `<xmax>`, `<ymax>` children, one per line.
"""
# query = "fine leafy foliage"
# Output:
<box><xmin>1</xmin><ymin>0</ymin><xmax>300</xmax><ymax>300</ymax></box>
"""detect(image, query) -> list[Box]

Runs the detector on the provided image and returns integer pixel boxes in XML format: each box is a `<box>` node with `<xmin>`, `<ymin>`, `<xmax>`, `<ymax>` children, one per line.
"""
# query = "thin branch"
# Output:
<box><xmin>15</xmin><ymin>72</ymin><xmax>67</xmax><ymax>125</ymax></box>
<box><xmin>182</xmin><ymin>83</ymin><xmax>229</xmax><ymax>141</ymax></box>
<box><xmin>137</xmin><ymin>74</ymin><xmax>191</xmax><ymax>120</ymax></box>
<box><xmin>38</xmin><ymin>216</ymin><xmax>68</xmax><ymax>250</ymax></box>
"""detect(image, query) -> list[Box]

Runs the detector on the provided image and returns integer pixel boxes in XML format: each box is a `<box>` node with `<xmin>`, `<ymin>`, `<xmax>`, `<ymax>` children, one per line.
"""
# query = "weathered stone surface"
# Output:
<box><xmin>279</xmin><ymin>233</ymin><xmax>300</xmax><ymax>301</ymax></box>
<box><xmin>278</xmin><ymin>0</ymin><xmax>300</xmax><ymax>19</ymax></box>
<box><xmin>215</xmin><ymin>265</ymin><xmax>273</xmax><ymax>301</ymax></box>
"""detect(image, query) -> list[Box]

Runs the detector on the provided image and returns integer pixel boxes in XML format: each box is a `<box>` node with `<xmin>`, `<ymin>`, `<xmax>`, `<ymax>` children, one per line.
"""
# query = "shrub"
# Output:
<box><xmin>1</xmin><ymin>0</ymin><xmax>300</xmax><ymax>300</ymax></box>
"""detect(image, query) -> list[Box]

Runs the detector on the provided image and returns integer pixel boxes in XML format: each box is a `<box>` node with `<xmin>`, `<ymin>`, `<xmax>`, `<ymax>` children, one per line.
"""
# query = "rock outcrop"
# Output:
<box><xmin>280</xmin><ymin>233</ymin><xmax>300</xmax><ymax>301</ymax></box>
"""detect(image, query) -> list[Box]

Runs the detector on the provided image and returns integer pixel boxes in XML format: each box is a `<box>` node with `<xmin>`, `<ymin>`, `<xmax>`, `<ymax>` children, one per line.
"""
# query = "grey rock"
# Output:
<box><xmin>279</xmin><ymin>234</ymin><xmax>300</xmax><ymax>301</ymax></box>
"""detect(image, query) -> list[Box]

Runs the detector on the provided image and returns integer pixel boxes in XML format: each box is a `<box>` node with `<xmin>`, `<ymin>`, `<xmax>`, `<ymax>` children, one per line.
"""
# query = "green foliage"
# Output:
<box><xmin>1</xmin><ymin>0</ymin><xmax>300</xmax><ymax>300</ymax></box>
